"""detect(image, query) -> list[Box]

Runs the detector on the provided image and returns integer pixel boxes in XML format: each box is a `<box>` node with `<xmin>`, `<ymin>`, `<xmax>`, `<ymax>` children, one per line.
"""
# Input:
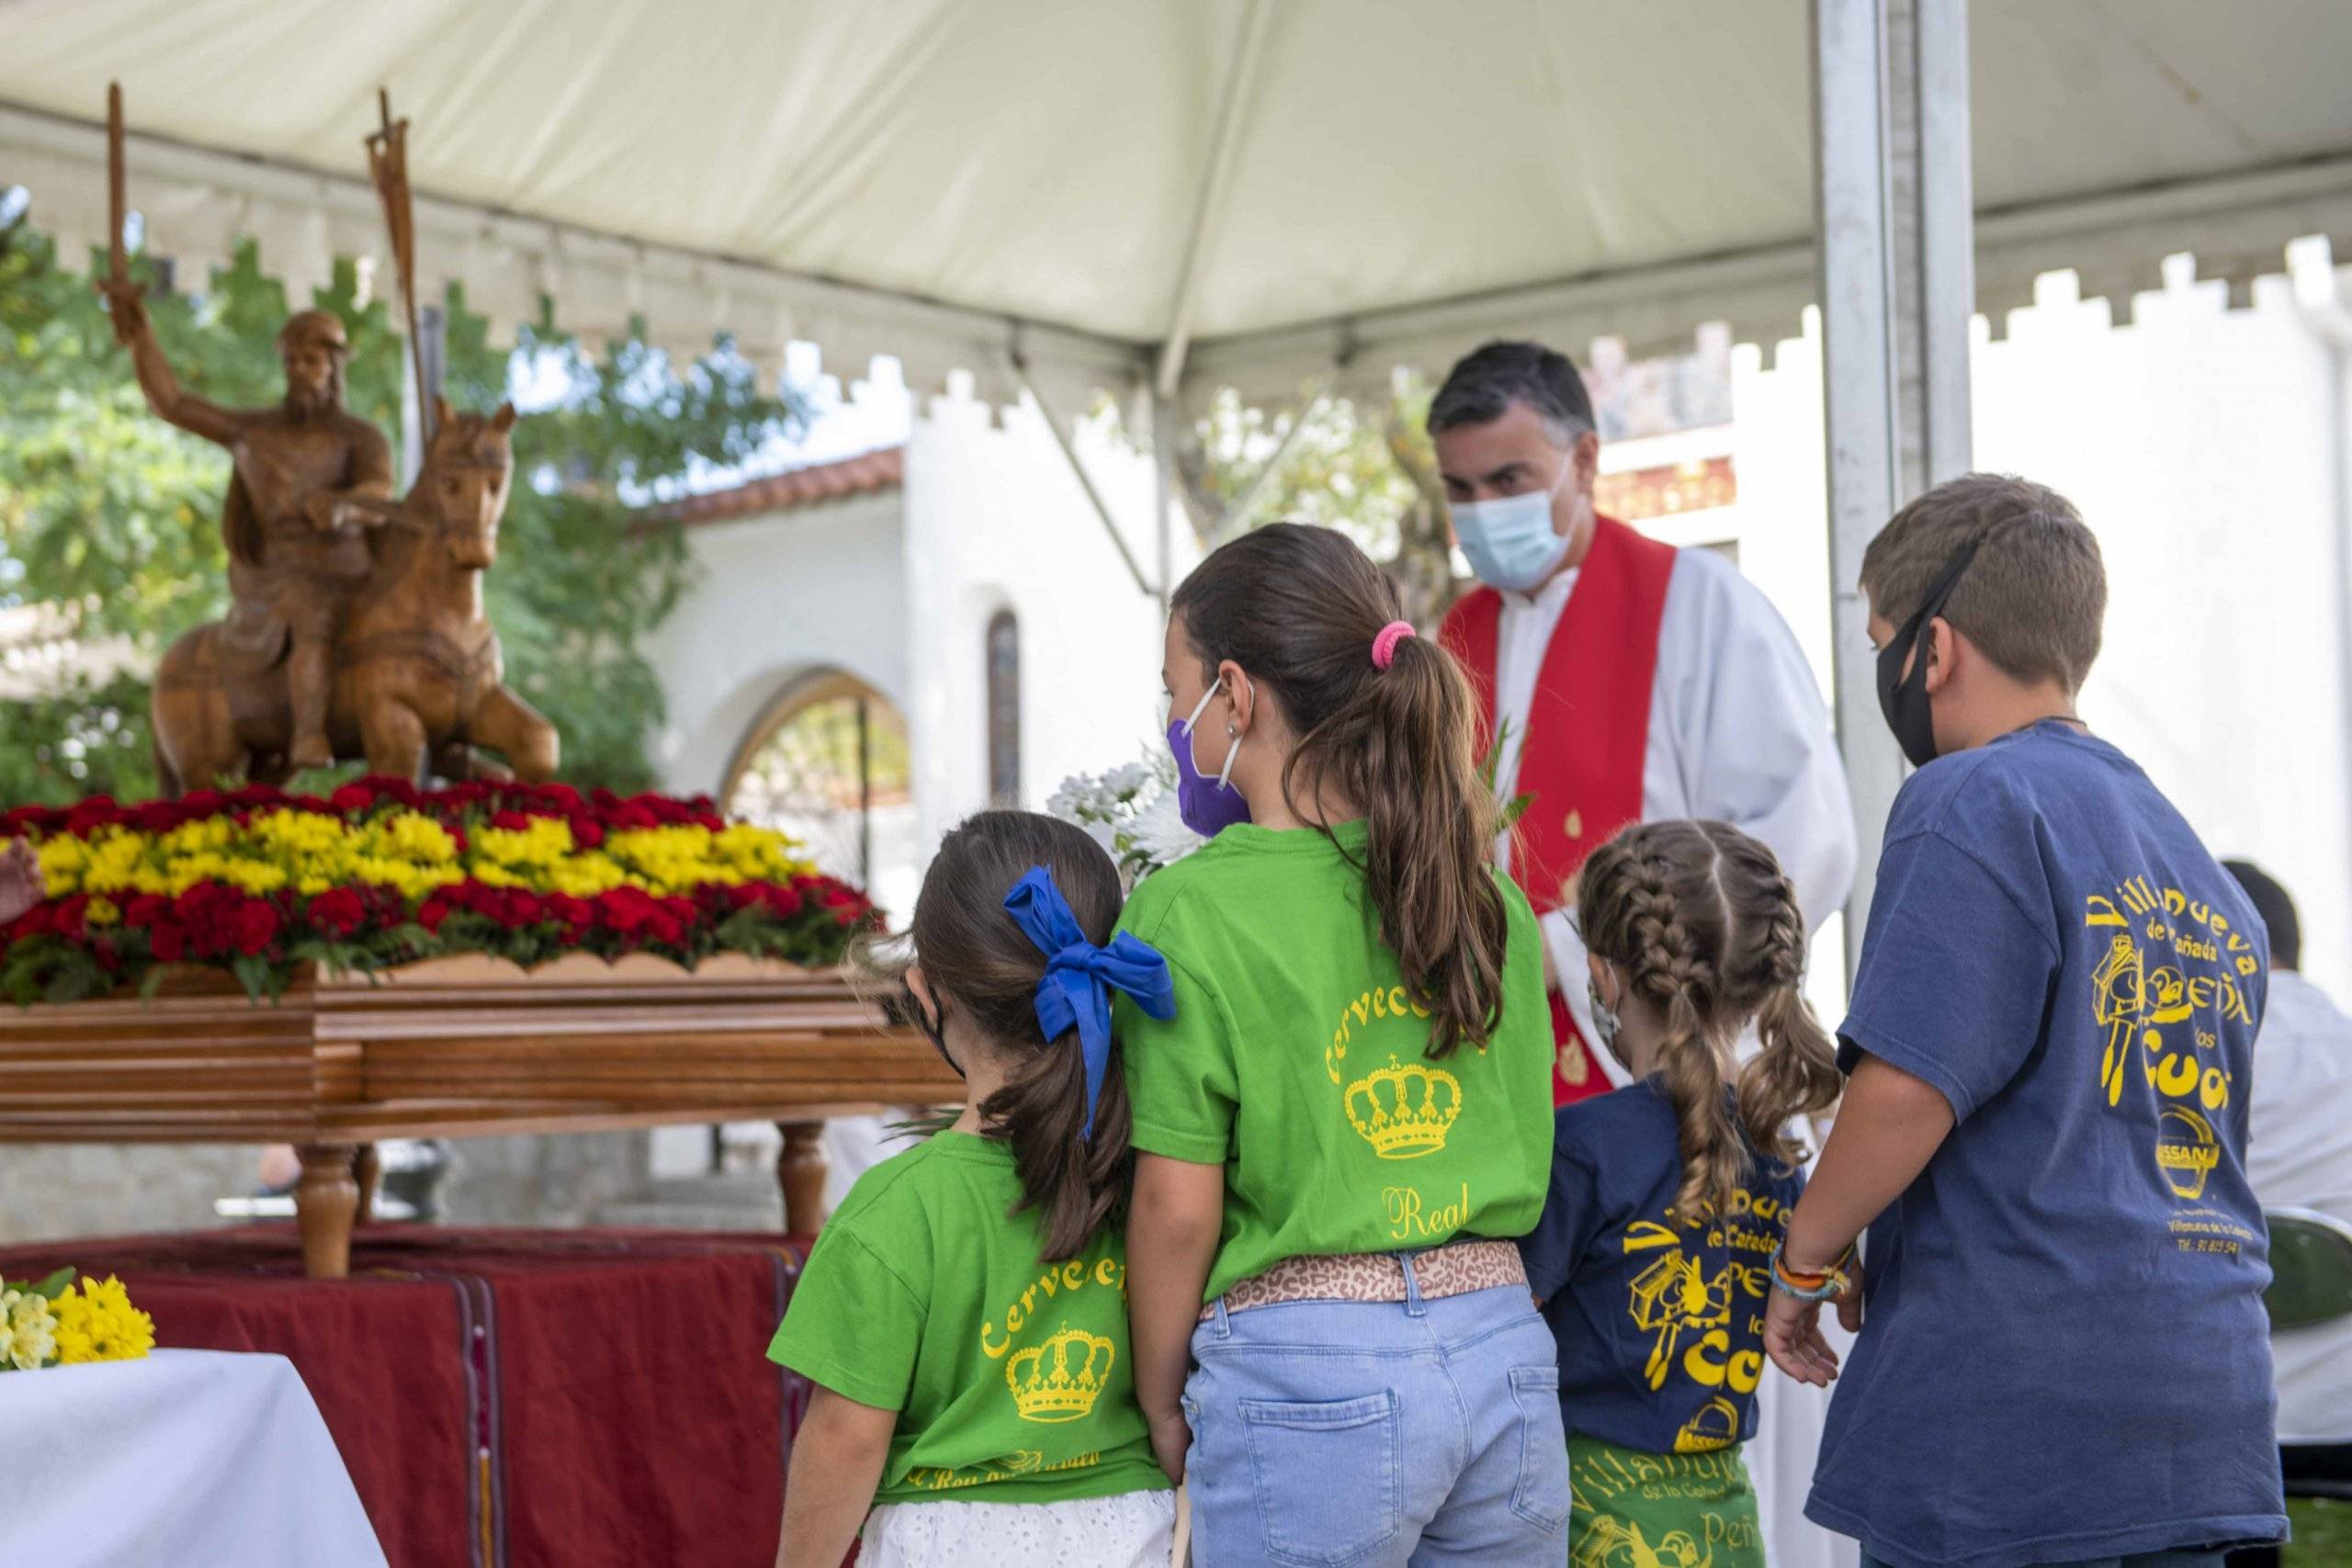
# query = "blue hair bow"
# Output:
<box><xmin>1001</xmin><ymin>866</ymin><xmax>1176</xmax><ymax>1141</ymax></box>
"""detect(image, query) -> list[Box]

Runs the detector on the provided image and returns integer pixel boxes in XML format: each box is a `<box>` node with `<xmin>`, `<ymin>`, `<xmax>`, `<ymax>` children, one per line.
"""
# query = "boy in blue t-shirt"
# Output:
<box><xmin>1762</xmin><ymin>475</ymin><xmax>2286</xmax><ymax>1568</ymax></box>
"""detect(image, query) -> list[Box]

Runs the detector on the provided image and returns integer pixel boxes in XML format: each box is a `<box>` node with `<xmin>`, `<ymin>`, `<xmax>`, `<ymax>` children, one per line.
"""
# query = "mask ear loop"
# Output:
<box><xmin>904</xmin><ymin>981</ymin><xmax>961</xmax><ymax>1078</ymax></box>
<box><xmin>1543</xmin><ymin>448</ymin><xmax>1576</xmax><ymax>503</ymax></box>
<box><xmin>1183</xmin><ymin>671</ymin><xmax>1247</xmax><ymax>792</ymax></box>
<box><xmin>1180</xmin><ymin>675</ymin><xmax>1222</xmax><ymax>738</ymax></box>
<box><xmin>1898</xmin><ymin>540</ymin><xmax>1984</xmax><ymax>700</ymax></box>
<box><xmin>1212</xmin><ymin>672</ymin><xmax>1250</xmax><ymax>789</ymax></box>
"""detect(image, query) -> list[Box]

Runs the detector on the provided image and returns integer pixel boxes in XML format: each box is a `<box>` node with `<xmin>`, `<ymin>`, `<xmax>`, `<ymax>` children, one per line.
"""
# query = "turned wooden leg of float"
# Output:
<box><xmin>296</xmin><ymin>1144</ymin><xmax>361</xmax><ymax>1280</ymax></box>
<box><xmin>776</xmin><ymin>1121</ymin><xmax>829</xmax><ymax>1235</ymax></box>
<box><xmin>353</xmin><ymin>1142</ymin><xmax>381</xmax><ymax>1227</ymax></box>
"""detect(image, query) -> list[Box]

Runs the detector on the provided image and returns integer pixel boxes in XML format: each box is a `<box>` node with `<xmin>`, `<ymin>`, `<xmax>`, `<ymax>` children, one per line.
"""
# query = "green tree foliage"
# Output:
<box><xmin>0</xmin><ymin>214</ymin><xmax>804</xmax><ymax>803</ymax></box>
<box><xmin>0</xmin><ymin>670</ymin><xmax>155</xmax><ymax>805</ymax></box>
<box><xmin>1165</xmin><ymin>381</ymin><xmax>1460</xmax><ymax>628</ymax></box>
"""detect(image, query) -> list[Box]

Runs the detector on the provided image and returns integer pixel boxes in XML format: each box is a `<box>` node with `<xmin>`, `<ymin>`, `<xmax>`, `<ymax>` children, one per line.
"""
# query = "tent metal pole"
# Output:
<box><xmin>1812</xmin><ymin>0</ymin><xmax>1903</xmax><ymax>976</ymax></box>
<box><xmin>1815</xmin><ymin>0</ymin><xmax>1976</xmax><ymax>979</ymax></box>
<box><xmin>1909</xmin><ymin>0</ymin><xmax>1975</xmax><ymax>490</ymax></box>
<box><xmin>1154</xmin><ymin>0</ymin><xmax>1275</xmax><ymax>397</ymax></box>
<box><xmin>2292</xmin><ymin>251</ymin><xmax>2352</xmax><ymax>944</ymax></box>
<box><xmin>1013</xmin><ymin>355</ymin><xmax>1158</xmax><ymax>598</ymax></box>
<box><xmin>1148</xmin><ymin>389</ymin><xmax>1178</xmax><ymax>618</ymax></box>
<box><xmin>1212</xmin><ymin>376</ymin><xmax>1330</xmax><ymax>542</ymax></box>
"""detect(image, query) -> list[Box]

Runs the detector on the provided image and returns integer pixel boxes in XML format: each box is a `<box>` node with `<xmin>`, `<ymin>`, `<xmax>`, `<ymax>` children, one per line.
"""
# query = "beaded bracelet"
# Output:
<box><xmin>1769</xmin><ymin>1241</ymin><xmax>1856</xmax><ymax>1303</ymax></box>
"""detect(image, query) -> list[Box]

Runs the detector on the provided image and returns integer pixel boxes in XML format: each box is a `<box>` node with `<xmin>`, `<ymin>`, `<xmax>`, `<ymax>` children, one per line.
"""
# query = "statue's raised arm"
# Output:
<box><xmin>101</xmin><ymin>279</ymin><xmax>243</xmax><ymax>448</ymax></box>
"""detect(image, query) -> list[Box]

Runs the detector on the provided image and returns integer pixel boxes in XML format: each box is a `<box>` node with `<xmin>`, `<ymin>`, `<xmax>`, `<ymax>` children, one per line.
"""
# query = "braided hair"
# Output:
<box><xmin>1574</xmin><ymin>820</ymin><xmax>1843</xmax><ymax>1224</ymax></box>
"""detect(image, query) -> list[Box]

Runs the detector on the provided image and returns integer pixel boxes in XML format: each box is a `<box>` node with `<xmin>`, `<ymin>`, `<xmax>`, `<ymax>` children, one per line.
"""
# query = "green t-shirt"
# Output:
<box><xmin>1113</xmin><ymin>818</ymin><xmax>1555</xmax><ymax>1300</ymax></box>
<box><xmin>766</xmin><ymin>1131</ymin><xmax>1168</xmax><ymax>1506</ymax></box>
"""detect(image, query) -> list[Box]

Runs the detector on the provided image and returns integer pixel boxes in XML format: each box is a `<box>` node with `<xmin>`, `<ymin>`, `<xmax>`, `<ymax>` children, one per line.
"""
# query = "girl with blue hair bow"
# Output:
<box><xmin>767</xmin><ymin>810</ymin><xmax>1182</xmax><ymax>1568</ymax></box>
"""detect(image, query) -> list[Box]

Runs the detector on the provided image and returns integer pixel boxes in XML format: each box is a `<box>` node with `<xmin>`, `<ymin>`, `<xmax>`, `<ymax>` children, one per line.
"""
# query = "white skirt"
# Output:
<box><xmin>863</xmin><ymin>1488</ymin><xmax>1177</xmax><ymax>1568</ymax></box>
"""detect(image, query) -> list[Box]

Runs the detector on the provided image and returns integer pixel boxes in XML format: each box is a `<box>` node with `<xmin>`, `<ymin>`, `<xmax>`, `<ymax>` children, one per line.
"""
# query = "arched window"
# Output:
<box><xmin>707</xmin><ymin>671</ymin><xmax>915</xmax><ymax>1178</ymax></box>
<box><xmin>986</xmin><ymin>609</ymin><xmax>1021</xmax><ymax>806</ymax></box>
<box><xmin>723</xmin><ymin>671</ymin><xmax>911</xmax><ymax>899</ymax></box>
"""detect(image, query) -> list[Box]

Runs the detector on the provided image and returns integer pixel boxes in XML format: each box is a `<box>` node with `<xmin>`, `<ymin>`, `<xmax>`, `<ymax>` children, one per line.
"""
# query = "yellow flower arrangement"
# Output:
<box><xmin>53</xmin><ymin>1275</ymin><xmax>156</xmax><ymax>1365</ymax></box>
<box><xmin>0</xmin><ymin>1270</ymin><xmax>152</xmax><ymax>1371</ymax></box>
<box><xmin>34</xmin><ymin>809</ymin><xmax>819</xmax><ymax>906</ymax></box>
<box><xmin>5</xmin><ymin>781</ymin><xmax>874</xmax><ymax>1007</ymax></box>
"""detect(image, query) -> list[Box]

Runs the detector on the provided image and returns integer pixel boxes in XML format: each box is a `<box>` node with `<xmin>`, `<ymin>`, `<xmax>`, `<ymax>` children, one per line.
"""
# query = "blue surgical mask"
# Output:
<box><xmin>1168</xmin><ymin>675</ymin><xmax>1252</xmax><ymax>837</ymax></box>
<box><xmin>1450</xmin><ymin>461</ymin><xmax>1573</xmax><ymax>592</ymax></box>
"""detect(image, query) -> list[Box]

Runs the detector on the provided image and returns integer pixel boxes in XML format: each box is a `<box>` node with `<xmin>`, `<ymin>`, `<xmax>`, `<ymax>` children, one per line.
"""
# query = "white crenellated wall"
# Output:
<box><xmin>1718</xmin><ymin>265</ymin><xmax>2352</xmax><ymax>1001</ymax></box>
<box><xmin>646</xmin><ymin>486</ymin><xmax>909</xmax><ymax>795</ymax></box>
<box><xmin>900</xmin><ymin>383</ymin><xmax>1193</xmax><ymax>863</ymax></box>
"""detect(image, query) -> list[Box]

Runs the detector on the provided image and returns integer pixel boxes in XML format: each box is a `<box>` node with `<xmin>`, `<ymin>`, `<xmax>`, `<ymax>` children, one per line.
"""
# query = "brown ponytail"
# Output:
<box><xmin>1170</xmin><ymin>524</ymin><xmax>1508</xmax><ymax>1058</ymax></box>
<box><xmin>883</xmin><ymin>810</ymin><xmax>1135</xmax><ymax>1261</ymax></box>
<box><xmin>1576</xmin><ymin>820</ymin><xmax>1842</xmax><ymax>1224</ymax></box>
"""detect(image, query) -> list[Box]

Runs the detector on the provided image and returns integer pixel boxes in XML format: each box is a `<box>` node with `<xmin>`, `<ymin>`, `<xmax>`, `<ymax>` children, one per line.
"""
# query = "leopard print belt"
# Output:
<box><xmin>1201</xmin><ymin>1238</ymin><xmax>1526</xmax><ymax>1321</ymax></box>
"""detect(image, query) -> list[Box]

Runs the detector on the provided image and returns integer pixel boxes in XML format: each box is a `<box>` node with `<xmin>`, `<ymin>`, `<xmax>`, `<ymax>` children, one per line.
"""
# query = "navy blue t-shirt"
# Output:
<box><xmin>1810</xmin><ymin>721</ymin><xmax>2284</xmax><ymax>1568</ymax></box>
<box><xmin>1519</xmin><ymin>1076</ymin><xmax>1804</xmax><ymax>1455</ymax></box>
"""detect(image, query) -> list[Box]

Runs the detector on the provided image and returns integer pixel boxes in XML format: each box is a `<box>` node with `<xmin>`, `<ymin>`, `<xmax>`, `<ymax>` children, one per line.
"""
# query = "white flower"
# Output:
<box><xmin>4</xmin><ymin>1289</ymin><xmax>55</xmax><ymax>1371</ymax></box>
<box><xmin>1127</xmin><ymin>792</ymin><xmax>1204</xmax><ymax>873</ymax></box>
<box><xmin>1046</xmin><ymin>750</ymin><xmax>1203</xmax><ymax>883</ymax></box>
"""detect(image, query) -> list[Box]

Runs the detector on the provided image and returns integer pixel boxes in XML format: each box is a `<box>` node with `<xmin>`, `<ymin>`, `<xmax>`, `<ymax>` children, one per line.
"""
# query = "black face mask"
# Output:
<box><xmin>904</xmin><ymin>983</ymin><xmax>962</xmax><ymax>1078</ymax></box>
<box><xmin>1875</xmin><ymin>541</ymin><xmax>1981</xmax><ymax>770</ymax></box>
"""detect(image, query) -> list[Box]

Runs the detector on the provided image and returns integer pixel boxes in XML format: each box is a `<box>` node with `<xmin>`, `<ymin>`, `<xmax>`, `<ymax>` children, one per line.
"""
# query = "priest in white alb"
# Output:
<box><xmin>1430</xmin><ymin>340</ymin><xmax>1858</xmax><ymax>1568</ymax></box>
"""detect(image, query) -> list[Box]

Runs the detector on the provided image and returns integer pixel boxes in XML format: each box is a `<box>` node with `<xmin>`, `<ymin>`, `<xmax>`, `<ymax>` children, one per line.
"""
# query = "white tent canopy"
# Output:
<box><xmin>7</xmin><ymin>0</ymin><xmax>2352</xmax><ymax>949</ymax></box>
<box><xmin>6</xmin><ymin>0</ymin><xmax>2352</xmax><ymax>413</ymax></box>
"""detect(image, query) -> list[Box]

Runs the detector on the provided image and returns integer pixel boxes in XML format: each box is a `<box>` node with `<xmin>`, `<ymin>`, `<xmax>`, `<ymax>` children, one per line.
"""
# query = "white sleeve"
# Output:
<box><xmin>1539</xmin><ymin>908</ymin><xmax>1634</xmax><ymax>1089</ymax></box>
<box><xmin>1538</xmin><ymin>907</ymin><xmax>1587</xmax><ymax>998</ymax></box>
<box><xmin>1657</xmin><ymin>552</ymin><xmax>1858</xmax><ymax>933</ymax></box>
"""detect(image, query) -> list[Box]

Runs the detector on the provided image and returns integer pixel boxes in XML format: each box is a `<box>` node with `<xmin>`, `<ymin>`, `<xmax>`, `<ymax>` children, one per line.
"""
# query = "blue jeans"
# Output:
<box><xmin>1182</xmin><ymin>1273</ymin><xmax>1569</xmax><ymax>1567</ymax></box>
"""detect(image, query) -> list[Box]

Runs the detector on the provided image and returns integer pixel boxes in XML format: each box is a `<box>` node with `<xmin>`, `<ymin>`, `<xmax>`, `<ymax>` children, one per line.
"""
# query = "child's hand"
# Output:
<box><xmin>1763</xmin><ymin>1261</ymin><xmax>1860</xmax><ymax>1387</ymax></box>
<box><xmin>1763</xmin><ymin>1290</ymin><xmax>1838</xmax><ymax>1386</ymax></box>
<box><xmin>0</xmin><ymin>840</ymin><xmax>44</xmax><ymax>927</ymax></box>
<box><xmin>1148</xmin><ymin>1406</ymin><xmax>1192</xmax><ymax>1484</ymax></box>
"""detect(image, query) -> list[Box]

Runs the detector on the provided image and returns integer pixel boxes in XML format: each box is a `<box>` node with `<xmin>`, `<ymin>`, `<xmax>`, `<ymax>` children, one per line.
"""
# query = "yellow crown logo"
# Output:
<box><xmin>1345</xmin><ymin>1055</ymin><xmax>1463</xmax><ymax>1159</ymax></box>
<box><xmin>1005</xmin><ymin>1325</ymin><xmax>1115</xmax><ymax>1424</ymax></box>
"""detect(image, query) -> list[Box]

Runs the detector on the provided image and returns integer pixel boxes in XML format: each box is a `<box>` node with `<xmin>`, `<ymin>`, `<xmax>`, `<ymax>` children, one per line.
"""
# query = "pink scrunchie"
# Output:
<box><xmin>1371</xmin><ymin>620</ymin><xmax>1417</xmax><ymax>671</ymax></box>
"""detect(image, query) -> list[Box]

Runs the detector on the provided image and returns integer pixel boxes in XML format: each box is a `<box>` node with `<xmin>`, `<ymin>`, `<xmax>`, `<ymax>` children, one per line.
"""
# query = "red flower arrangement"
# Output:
<box><xmin>2</xmin><ymin>779</ymin><xmax>879</xmax><ymax>1005</ymax></box>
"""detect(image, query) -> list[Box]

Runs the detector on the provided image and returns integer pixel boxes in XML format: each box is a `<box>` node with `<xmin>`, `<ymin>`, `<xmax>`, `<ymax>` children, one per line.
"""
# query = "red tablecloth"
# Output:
<box><xmin>0</xmin><ymin>1226</ymin><xmax>811</xmax><ymax>1568</ymax></box>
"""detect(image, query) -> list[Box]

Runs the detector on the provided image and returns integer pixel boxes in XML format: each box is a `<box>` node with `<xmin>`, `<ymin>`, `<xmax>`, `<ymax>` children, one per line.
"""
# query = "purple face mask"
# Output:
<box><xmin>1169</xmin><ymin>676</ymin><xmax>1252</xmax><ymax>837</ymax></box>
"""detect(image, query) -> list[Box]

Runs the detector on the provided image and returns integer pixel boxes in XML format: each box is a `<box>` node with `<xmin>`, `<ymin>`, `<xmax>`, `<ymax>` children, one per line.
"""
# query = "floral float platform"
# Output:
<box><xmin>0</xmin><ymin>777</ymin><xmax>963</xmax><ymax>1274</ymax></box>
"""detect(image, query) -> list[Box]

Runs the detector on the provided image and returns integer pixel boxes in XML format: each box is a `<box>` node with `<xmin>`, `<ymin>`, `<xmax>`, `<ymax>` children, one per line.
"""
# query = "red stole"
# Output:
<box><xmin>1440</xmin><ymin>514</ymin><xmax>1678</xmax><ymax>1105</ymax></box>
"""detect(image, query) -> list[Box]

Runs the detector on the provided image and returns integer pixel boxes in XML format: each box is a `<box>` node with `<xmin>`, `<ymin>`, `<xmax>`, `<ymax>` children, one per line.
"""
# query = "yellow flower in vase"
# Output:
<box><xmin>53</xmin><ymin>1275</ymin><xmax>153</xmax><ymax>1365</ymax></box>
<box><xmin>2</xmin><ymin>1288</ymin><xmax>59</xmax><ymax>1371</ymax></box>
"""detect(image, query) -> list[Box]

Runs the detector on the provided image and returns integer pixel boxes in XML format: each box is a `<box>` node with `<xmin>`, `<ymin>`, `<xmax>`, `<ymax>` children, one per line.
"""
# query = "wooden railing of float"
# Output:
<box><xmin>0</xmin><ymin>953</ymin><xmax>965</xmax><ymax>1276</ymax></box>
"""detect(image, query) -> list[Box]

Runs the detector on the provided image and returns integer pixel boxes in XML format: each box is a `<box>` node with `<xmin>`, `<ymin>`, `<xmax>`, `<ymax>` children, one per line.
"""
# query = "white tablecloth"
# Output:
<box><xmin>1</xmin><ymin>1348</ymin><xmax>388</xmax><ymax>1566</ymax></box>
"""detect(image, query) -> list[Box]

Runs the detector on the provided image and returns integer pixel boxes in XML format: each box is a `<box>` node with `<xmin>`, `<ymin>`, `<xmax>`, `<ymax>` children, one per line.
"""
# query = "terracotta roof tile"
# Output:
<box><xmin>648</xmin><ymin>446</ymin><xmax>904</xmax><ymax>526</ymax></box>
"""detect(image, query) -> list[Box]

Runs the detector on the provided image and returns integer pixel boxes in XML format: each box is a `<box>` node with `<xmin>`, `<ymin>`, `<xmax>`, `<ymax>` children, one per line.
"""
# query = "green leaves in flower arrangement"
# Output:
<box><xmin>17</xmin><ymin>1269</ymin><xmax>73</xmax><ymax>1303</ymax></box>
<box><xmin>1480</xmin><ymin>716</ymin><xmax>1535</xmax><ymax>836</ymax></box>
